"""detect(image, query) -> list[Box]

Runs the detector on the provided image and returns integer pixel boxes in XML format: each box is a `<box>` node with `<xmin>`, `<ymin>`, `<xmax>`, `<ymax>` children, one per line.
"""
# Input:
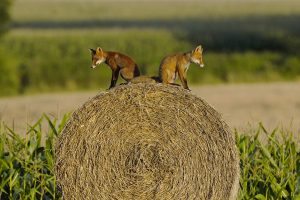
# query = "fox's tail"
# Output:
<box><xmin>150</xmin><ymin>76</ymin><xmax>161</xmax><ymax>83</ymax></box>
<box><xmin>129</xmin><ymin>75</ymin><xmax>160</xmax><ymax>84</ymax></box>
<box><xmin>134</xmin><ymin>64</ymin><xmax>141</xmax><ymax>77</ymax></box>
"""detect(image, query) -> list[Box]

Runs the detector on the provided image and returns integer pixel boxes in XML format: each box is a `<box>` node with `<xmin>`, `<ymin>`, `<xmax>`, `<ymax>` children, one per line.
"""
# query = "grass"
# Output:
<box><xmin>0</xmin><ymin>115</ymin><xmax>299</xmax><ymax>199</ymax></box>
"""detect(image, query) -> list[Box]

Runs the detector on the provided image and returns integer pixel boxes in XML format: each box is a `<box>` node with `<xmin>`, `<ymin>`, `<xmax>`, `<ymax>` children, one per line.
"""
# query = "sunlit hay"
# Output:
<box><xmin>55</xmin><ymin>83</ymin><xmax>240</xmax><ymax>200</ymax></box>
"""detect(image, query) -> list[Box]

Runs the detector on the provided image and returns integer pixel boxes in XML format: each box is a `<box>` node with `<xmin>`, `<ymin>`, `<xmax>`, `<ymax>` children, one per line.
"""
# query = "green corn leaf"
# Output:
<box><xmin>28</xmin><ymin>136</ymin><xmax>38</xmax><ymax>156</ymax></box>
<box><xmin>9</xmin><ymin>170</ymin><xmax>19</xmax><ymax>189</ymax></box>
<box><xmin>259</xmin><ymin>141</ymin><xmax>279</xmax><ymax>170</ymax></box>
<box><xmin>26</xmin><ymin>116</ymin><xmax>44</xmax><ymax>135</ymax></box>
<box><xmin>44</xmin><ymin>114</ymin><xmax>58</xmax><ymax>136</ymax></box>
<box><xmin>58</xmin><ymin>113</ymin><xmax>70</xmax><ymax>134</ymax></box>
<box><xmin>255</xmin><ymin>194</ymin><xmax>266</xmax><ymax>200</ymax></box>
<box><xmin>294</xmin><ymin>193</ymin><xmax>300</xmax><ymax>200</ymax></box>
<box><xmin>279</xmin><ymin>189</ymin><xmax>289</xmax><ymax>198</ymax></box>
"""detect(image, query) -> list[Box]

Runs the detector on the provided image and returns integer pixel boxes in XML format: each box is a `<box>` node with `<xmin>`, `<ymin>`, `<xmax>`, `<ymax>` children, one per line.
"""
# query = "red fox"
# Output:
<box><xmin>89</xmin><ymin>47</ymin><xmax>140</xmax><ymax>89</ymax></box>
<box><xmin>159</xmin><ymin>45</ymin><xmax>204</xmax><ymax>90</ymax></box>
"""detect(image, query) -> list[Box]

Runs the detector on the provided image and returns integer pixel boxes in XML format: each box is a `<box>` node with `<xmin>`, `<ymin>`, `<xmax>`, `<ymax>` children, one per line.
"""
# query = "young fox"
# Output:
<box><xmin>90</xmin><ymin>47</ymin><xmax>140</xmax><ymax>89</ymax></box>
<box><xmin>159</xmin><ymin>45</ymin><xmax>205</xmax><ymax>90</ymax></box>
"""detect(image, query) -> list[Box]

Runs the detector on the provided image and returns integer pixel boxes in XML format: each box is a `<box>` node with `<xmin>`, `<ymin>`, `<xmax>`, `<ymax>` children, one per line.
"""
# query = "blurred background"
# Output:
<box><xmin>0</xmin><ymin>0</ymin><xmax>299</xmax><ymax>133</ymax></box>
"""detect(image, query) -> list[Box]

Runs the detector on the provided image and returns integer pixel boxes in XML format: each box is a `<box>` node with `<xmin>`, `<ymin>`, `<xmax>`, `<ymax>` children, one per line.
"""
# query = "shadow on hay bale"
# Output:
<box><xmin>55</xmin><ymin>83</ymin><xmax>240</xmax><ymax>200</ymax></box>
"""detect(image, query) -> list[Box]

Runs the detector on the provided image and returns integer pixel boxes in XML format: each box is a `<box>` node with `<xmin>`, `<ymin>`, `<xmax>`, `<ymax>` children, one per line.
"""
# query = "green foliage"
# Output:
<box><xmin>0</xmin><ymin>114</ymin><xmax>69</xmax><ymax>199</ymax></box>
<box><xmin>237</xmin><ymin>124</ymin><xmax>300</xmax><ymax>199</ymax></box>
<box><xmin>0</xmin><ymin>0</ymin><xmax>11</xmax><ymax>36</ymax></box>
<box><xmin>1</xmin><ymin>31</ymin><xmax>300</xmax><ymax>96</ymax></box>
<box><xmin>0</xmin><ymin>0</ymin><xmax>13</xmax><ymax>96</ymax></box>
<box><xmin>0</xmin><ymin>115</ymin><xmax>299</xmax><ymax>199</ymax></box>
<box><xmin>1</xmin><ymin>30</ymin><xmax>189</xmax><ymax>94</ymax></box>
<box><xmin>0</xmin><ymin>48</ymin><xmax>19</xmax><ymax>96</ymax></box>
<box><xmin>190</xmin><ymin>52</ymin><xmax>296</xmax><ymax>84</ymax></box>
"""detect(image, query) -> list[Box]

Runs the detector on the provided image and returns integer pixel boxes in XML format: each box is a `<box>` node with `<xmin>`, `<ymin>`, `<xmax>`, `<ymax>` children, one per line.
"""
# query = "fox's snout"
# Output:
<box><xmin>193</xmin><ymin>60</ymin><xmax>205</xmax><ymax>67</ymax></box>
<box><xmin>199</xmin><ymin>57</ymin><xmax>205</xmax><ymax>67</ymax></box>
<box><xmin>196</xmin><ymin>60</ymin><xmax>205</xmax><ymax>67</ymax></box>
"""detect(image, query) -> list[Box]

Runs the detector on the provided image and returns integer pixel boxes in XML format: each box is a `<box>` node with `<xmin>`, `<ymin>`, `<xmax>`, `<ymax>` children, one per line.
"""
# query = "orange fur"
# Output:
<box><xmin>159</xmin><ymin>45</ymin><xmax>204</xmax><ymax>90</ymax></box>
<box><xmin>90</xmin><ymin>47</ymin><xmax>140</xmax><ymax>89</ymax></box>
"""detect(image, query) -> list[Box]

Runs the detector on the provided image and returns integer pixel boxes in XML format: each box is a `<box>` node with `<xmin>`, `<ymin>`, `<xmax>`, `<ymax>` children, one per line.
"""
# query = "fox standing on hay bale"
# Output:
<box><xmin>159</xmin><ymin>45</ymin><xmax>205</xmax><ymax>90</ymax></box>
<box><xmin>89</xmin><ymin>47</ymin><xmax>140</xmax><ymax>89</ymax></box>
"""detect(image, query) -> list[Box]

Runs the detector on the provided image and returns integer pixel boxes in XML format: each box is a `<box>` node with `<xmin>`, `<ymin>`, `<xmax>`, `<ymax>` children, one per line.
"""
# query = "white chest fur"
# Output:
<box><xmin>184</xmin><ymin>62</ymin><xmax>191</xmax><ymax>73</ymax></box>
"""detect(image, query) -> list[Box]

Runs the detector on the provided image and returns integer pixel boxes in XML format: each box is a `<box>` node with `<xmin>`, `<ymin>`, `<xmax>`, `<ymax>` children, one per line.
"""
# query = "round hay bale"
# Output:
<box><xmin>55</xmin><ymin>83</ymin><xmax>240</xmax><ymax>200</ymax></box>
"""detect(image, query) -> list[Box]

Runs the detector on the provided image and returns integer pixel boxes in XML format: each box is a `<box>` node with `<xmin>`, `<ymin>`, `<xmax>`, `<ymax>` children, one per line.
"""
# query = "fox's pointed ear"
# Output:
<box><xmin>195</xmin><ymin>45</ymin><xmax>203</xmax><ymax>53</ymax></box>
<box><xmin>96</xmin><ymin>47</ymin><xmax>103</xmax><ymax>56</ymax></box>
<box><xmin>89</xmin><ymin>48</ymin><xmax>96</xmax><ymax>54</ymax></box>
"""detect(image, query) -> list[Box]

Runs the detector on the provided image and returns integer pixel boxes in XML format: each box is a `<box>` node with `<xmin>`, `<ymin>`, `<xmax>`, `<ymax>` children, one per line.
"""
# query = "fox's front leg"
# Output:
<box><xmin>178</xmin><ymin>68</ymin><xmax>190</xmax><ymax>90</ymax></box>
<box><xmin>109</xmin><ymin>68</ymin><xmax>120</xmax><ymax>89</ymax></box>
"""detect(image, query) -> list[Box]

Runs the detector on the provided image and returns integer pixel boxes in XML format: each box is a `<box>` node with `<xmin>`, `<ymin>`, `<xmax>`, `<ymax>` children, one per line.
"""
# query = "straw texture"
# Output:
<box><xmin>55</xmin><ymin>83</ymin><xmax>240</xmax><ymax>200</ymax></box>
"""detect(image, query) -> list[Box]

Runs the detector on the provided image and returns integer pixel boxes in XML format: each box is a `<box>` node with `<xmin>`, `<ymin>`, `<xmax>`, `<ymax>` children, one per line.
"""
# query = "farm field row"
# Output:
<box><xmin>11</xmin><ymin>0</ymin><xmax>300</xmax><ymax>22</ymax></box>
<box><xmin>2</xmin><ymin>28</ymin><xmax>300</xmax><ymax>96</ymax></box>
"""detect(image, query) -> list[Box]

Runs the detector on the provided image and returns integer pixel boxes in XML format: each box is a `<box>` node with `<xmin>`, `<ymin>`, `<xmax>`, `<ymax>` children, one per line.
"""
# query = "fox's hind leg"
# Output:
<box><xmin>120</xmin><ymin>67</ymin><xmax>134</xmax><ymax>82</ymax></box>
<box><xmin>164</xmin><ymin>69</ymin><xmax>176</xmax><ymax>84</ymax></box>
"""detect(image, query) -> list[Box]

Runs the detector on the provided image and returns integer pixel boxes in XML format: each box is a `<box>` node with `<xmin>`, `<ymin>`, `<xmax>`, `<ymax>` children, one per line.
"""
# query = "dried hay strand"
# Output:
<box><xmin>55</xmin><ymin>83</ymin><xmax>240</xmax><ymax>200</ymax></box>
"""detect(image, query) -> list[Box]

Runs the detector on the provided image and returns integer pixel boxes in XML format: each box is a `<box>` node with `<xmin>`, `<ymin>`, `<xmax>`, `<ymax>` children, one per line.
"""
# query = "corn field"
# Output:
<box><xmin>0</xmin><ymin>115</ymin><xmax>299</xmax><ymax>199</ymax></box>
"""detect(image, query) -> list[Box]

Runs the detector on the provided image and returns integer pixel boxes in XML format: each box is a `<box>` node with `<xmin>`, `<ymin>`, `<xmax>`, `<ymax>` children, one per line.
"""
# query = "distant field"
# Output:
<box><xmin>1</xmin><ymin>0</ymin><xmax>300</xmax><ymax>96</ymax></box>
<box><xmin>1</xmin><ymin>82</ymin><xmax>299</xmax><ymax>136</ymax></box>
<box><xmin>11</xmin><ymin>0</ymin><xmax>300</xmax><ymax>22</ymax></box>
